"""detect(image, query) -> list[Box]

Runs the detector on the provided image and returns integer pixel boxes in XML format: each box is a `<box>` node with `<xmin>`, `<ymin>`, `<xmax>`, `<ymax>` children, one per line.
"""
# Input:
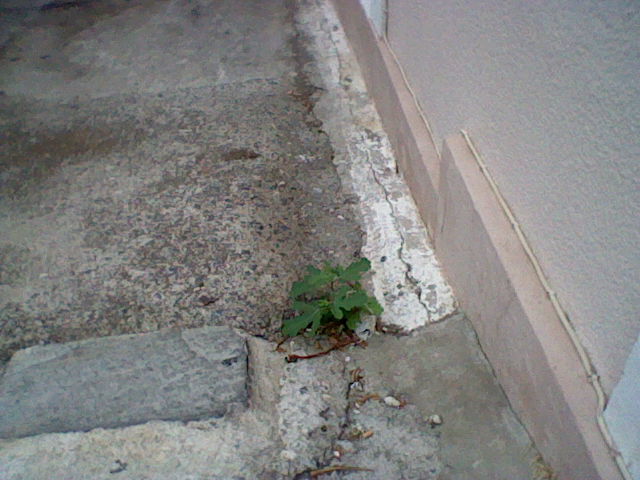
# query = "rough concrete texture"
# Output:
<box><xmin>0</xmin><ymin>326</ymin><xmax>247</xmax><ymax>438</ymax></box>
<box><xmin>332</xmin><ymin>379</ymin><xmax>442</xmax><ymax>479</ymax></box>
<box><xmin>0</xmin><ymin>336</ymin><xmax>352</xmax><ymax>480</ymax></box>
<box><xmin>348</xmin><ymin>314</ymin><xmax>539</xmax><ymax>480</ymax></box>
<box><xmin>249</xmin><ymin>336</ymin><xmax>353</xmax><ymax>477</ymax></box>
<box><xmin>0</xmin><ymin>415</ymin><xmax>279</xmax><ymax>480</ymax></box>
<box><xmin>0</xmin><ymin>0</ymin><xmax>362</xmax><ymax>362</ymax></box>
<box><xmin>0</xmin><ymin>333</ymin><xmax>441</xmax><ymax>480</ymax></box>
<box><xmin>298</xmin><ymin>0</ymin><xmax>456</xmax><ymax>333</ymax></box>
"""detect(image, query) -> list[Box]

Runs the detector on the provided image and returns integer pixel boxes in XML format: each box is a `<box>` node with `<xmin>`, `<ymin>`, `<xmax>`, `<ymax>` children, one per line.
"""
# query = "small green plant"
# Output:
<box><xmin>282</xmin><ymin>257</ymin><xmax>383</xmax><ymax>338</ymax></box>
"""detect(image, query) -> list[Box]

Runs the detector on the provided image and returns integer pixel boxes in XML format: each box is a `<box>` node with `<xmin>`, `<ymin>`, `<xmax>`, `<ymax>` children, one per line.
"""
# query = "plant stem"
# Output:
<box><xmin>285</xmin><ymin>337</ymin><xmax>363</xmax><ymax>363</ymax></box>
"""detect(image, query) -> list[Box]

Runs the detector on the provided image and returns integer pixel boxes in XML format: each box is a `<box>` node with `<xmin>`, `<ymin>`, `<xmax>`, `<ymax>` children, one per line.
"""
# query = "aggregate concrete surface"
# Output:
<box><xmin>0</xmin><ymin>0</ymin><xmax>545</xmax><ymax>478</ymax></box>
<box><xmin>0</xmin><ymin>0</ymin><xmax>362</xmax><ymax>362</ymax></box>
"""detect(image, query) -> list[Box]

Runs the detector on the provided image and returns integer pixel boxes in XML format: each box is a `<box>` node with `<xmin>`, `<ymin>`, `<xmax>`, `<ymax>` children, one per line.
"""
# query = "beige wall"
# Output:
<box><xmin>386</xmin><ymin>0</ymin><xmax>639</xmax><ymax>395</ymax></box>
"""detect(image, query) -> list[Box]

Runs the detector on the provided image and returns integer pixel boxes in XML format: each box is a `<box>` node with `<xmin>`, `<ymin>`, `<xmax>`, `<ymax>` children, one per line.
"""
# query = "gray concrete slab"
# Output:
<box><xmin>0</xmin><ymin>0</ymin><xmax>292</xmax><ymax>100</ymax></box>
<box><xmin>248</xmin><ymin>336</ymin><xmax>353</xmax><ymax>477</ymax></box>
<box><xmin>0</xmin><ymin>319</ymin><xmax>544</xmax><ymax>479</ymax></box>
<box><xmin>0</xmin><ymin>0</ymin><xmax>362</xmax><ymax>362</ymax></box>
<box><xmin>347</xmin><ymin>314</ymin><xmax>538</xmax><ymax>480</ymax></box>
<box><xmin>0</xmin><ymin>326</ymin><xmax>247</xmax><ymax>438</ymax></box>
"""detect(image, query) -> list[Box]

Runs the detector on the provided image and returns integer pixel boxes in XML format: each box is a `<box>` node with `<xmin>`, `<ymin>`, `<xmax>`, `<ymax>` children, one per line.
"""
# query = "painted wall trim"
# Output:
<box><xmin>330</xmin><ymin>0</ymin><xmax>622</xmax><ymax>478</ymax></box>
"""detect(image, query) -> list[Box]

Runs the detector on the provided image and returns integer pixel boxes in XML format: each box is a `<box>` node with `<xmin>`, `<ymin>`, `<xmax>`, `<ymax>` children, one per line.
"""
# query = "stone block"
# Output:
<box><xmin>0</xmin><ymin>326</ymin><xmax>247</xmax><ymax>438</ymax></box>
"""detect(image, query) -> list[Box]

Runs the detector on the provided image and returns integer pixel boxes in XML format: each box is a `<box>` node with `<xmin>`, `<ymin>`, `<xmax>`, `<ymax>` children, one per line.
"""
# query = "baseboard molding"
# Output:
<box><xmin>331</xmin><ymin>1</ymin><xmax>620</xmax><ymax>478</ymax></box>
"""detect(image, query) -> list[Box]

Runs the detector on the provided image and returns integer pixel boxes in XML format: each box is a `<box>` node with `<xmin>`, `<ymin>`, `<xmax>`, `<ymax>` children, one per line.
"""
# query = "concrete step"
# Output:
<box><xmin>0</xmin><ymin>326</ymin><xmax>247</xmax><ymax>439</ymax></box>
<box><xmin>0</xmin><ymin>320</ymin><xmax>539</xmax><ymax>480</ymax></box>
<box><xmin>0</xmin><ymin>334</ymin><xmax>443</xmax><ymax>479</ymax></box>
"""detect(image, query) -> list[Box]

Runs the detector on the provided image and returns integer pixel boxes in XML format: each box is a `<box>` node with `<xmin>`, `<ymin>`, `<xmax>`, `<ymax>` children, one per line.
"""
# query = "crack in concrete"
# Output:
<box><xmin>317</xmin><ymin>7</ymin><xmax>433</xmax><ymax>323</ymax></box>
<box><xmin>337</xmin><ymin>361</ymin><xmax>356</xmax><ymax>443</ymax></box>
<box><xmin>289</xmin><ymin>358</ymin><xmax>353</xmax><ymax>480</ymax></box>
<box><xmin>361</xmin><ymin>145</ymin><xmax>433</xmax><ymax>320</ymax></box>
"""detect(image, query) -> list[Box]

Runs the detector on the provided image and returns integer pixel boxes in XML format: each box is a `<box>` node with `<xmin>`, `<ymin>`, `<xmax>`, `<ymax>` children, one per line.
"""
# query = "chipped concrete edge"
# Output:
<box><xmin>245</xmin><ymin>335</ymin><xmax>351</xmax><ymax>477</ymax></box>
<box><xmin>296</xmin><ymin>0</ymin><xmax>456</xmax><ymax>334</ymax></box>
<box><xmin>328</xmin><ymin>0</ymin><xmax>622</xmax><ymax>478</ymax></box>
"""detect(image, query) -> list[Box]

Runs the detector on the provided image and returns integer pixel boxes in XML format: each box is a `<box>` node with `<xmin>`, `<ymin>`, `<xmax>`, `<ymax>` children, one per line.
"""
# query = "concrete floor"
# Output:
<box><xmin>0</xmin><ymin>0</ymin><xmax>362</xmax><ymax>362</ymax></box>
<box><xmin>1</xmin><ymin>0</ymin><xmax>546</xmax><ymax>478</ymax></box>
<box><xmin>348</xmin><ymin>314</ymin><xmax>537</xmax><ymax>479</ymax></box>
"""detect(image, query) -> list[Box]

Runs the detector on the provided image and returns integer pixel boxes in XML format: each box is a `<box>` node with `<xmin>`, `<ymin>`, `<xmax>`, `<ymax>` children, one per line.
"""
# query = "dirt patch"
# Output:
<box><xmin>218</xmin><ymin>148</ymin><xmax>261</xmax><ymax>162</ymax></box>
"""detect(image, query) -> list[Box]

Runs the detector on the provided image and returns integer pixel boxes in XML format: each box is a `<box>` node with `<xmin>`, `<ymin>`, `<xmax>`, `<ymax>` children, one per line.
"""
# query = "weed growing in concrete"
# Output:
<box><xmin>282</xmin><ymin>258</ymin><xmax>383</xmax><ymax>337</ymax></box>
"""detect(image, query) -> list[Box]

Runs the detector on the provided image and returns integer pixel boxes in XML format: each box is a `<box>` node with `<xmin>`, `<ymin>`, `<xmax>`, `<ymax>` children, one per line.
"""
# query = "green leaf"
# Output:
<box><xmin>317</xmin><ymin>298</ymin><xmax>331</xmax><ymax>308</ymax></box>
<box><xmin>332</xmin><ymin>285</ymin><xmax>350</xmax><ymax>299</ymax></box>
<box><xmin>309</xmin><ymin>312</ymin><xmax>323</xmax><ymax>336</ymax></box>
<box><xmin>329</xmin><ymin>285</ymin><xmax>350</xmax><ymax>320</ymax></box>
<box><xmin>365</xmin><ymin>296</ymin><xmax>384</xmax><ymax>315</ymax></box>
<box><xmin>335</xmin><ymin>290</ymin><xmax>369</xmax><ymax>312</ymax></box>
<box><xmin>283</xmin><ymin>308</ymin><xmax>323</xmax><ymax>337</ymax></box>
<box><xmin>290</xmin><ymin>266</ymin><xmax>337</xmax><ymax>298</ymax></box>
<box><xmin>345</xmin><ymin>310</ymin><xmax>362</xmax><ymax>330</ymax></box>
<box><xmin>292</xmin><ymin>300</ymin><xmax>314</xmax><ymax>312</ymax></box>
<box><xmin>323</xmin><ymin>263</ymin><xmax>344</xmax><ymax>276</ymax></box>
<box><xmin>339</xmin><ymin>258</ymin><xmax>371</xmax><ymax>282</ymax></box>
<box><xmin>283</xmin><ymin>258</ymin><xmax>383</xmax><ymax>338</ymax></box>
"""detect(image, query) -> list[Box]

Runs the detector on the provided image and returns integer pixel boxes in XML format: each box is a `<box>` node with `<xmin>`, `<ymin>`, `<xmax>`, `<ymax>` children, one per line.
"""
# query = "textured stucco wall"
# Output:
<box><xmin>386</xmin><ymin>0</ymin><xmax>640</xmax><ymax>395</ymax></box>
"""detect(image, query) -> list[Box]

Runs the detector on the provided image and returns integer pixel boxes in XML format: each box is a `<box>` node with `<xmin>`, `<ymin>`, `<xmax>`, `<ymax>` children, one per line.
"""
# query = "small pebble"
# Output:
<box><xmin>383</xmin><ymin>396</ymin><xmax>401</xmax><ymax>408</ymax></box>
<box><xmin>349</xmin><ymin>381</ymin><xmax>363</xmax><ymax>391</ymax></box>
<box><xmin>426</xmin><ymin>414</ymin><xmax>443</xmax><ymax>426</ymax></box>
